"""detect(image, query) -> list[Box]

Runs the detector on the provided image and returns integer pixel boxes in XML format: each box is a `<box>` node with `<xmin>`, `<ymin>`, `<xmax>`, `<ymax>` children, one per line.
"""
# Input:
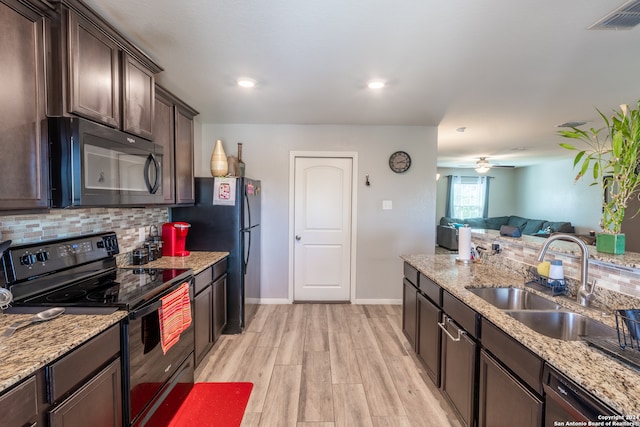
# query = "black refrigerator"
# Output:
<box><xmin>170</xmin><ymin>177</ymin><xmax>261</xmax><ymax>334</ymax></box>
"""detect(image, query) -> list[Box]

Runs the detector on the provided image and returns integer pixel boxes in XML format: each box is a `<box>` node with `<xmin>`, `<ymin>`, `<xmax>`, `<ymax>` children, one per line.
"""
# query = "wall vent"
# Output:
<box><xmin>589</xmin><ymin>0</ymin><xmax>640</xmax><ymax>30</ymax></box>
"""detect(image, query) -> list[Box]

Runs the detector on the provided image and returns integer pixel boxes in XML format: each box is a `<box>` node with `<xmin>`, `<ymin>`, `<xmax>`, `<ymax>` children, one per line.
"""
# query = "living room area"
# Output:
<box><xmin>434</xmin><ymin>159</ymin><xmax>603</xmax><ymax>253</ymax></box>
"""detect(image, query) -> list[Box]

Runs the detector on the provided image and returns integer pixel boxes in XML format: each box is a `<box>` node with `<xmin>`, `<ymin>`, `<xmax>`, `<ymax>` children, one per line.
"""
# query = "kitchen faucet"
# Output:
<box><xmin>537</xmin><ymin>233</ymin><xmax>594</xmax><ymax>306</ymax></box>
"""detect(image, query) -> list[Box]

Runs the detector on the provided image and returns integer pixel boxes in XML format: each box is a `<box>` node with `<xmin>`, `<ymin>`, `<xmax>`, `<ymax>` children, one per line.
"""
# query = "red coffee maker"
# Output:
<box><xmin>161</xmin><ymin>222</ymin><xmax>191</xmax><ymax>257</ymax></box>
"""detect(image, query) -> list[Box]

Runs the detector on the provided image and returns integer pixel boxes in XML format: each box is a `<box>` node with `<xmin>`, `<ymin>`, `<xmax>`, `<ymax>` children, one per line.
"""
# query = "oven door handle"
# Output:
<box><xmin>129</xmin><ymin>300</ymin><xmax>162</xmax><ymax>320</ymax></box>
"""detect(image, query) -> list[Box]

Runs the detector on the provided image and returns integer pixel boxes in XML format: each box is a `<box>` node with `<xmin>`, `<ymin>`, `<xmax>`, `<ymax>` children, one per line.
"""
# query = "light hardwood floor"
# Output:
<box><xmin>195</xmin><ymin>304</ymin><xmax>462</xmax><ymax>427</ymax></box>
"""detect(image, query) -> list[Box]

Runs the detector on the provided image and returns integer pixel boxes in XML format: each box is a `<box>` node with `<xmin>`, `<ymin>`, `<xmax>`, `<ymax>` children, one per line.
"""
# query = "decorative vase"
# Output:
<box><xmin>227</xmin><ymin>155</ymin><xmax>239</xmax><ymax>176</ymax></box>
<box><xmin>596</xmin><ymin>233</ymin><xmax>625</xmax><ymax>255</ymax></box>
<box><xmin>210</xmin><ymin>140</ymin><xmax>228</xmax><ymax>177</ymax></box>
<box><xmin>237</xmin><ymin>142</ymin><xmax>246</xmax><ymax>177</ymax></box>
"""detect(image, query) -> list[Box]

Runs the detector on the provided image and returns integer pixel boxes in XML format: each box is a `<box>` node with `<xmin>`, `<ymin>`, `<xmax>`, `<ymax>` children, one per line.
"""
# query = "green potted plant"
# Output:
<box><xmin>558</xmin><ymin>101</ymin><xmax>640</xmax><ymax>254</ymax></box>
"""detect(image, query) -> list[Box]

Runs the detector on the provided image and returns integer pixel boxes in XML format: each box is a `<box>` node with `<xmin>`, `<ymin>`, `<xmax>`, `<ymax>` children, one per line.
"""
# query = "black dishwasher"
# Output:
<box><xmin>543</xmin><ymin>364</ymin><xmax>618</xmax><ymax>426</ymax></box>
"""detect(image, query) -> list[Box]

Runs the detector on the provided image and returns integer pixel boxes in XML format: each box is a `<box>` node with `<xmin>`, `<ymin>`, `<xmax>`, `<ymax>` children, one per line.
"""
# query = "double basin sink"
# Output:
<box><xmin>467</xmin><ymin>287</ymin><xmax>616</xmax><ymax>341</ymax></box>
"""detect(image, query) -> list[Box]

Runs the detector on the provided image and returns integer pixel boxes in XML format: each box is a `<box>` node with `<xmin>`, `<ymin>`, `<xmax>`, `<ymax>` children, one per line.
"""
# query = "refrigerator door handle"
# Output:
<box><xmin>244</xmin><ymin>184</ymin><xmax>252</xmax><ymax>229</ymax></box>
<box><xmin>242</xmin><ymin>229</ymin><xmax>251</xmax><ymax>273</ymax></box>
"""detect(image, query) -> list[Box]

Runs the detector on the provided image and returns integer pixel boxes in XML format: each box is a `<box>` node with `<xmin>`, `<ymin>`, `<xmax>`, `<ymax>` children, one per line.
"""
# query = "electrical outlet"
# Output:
<box><xmin>139</xmin><ymin>227</ymin><xmax>146</xmax><ymax>242</ymax></box>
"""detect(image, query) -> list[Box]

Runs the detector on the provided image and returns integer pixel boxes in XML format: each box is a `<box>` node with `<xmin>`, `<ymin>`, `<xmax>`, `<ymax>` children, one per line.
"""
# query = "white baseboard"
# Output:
<box><xmin>257</xmin><ymin>298</ymin><xmax>292</xmax><ymax>304</ymax></box>
<box><xmin>255</xmin><ymin>298</ymin><xmax>402</xmax><ymax>305</ymax></box>
<box><xmin>353</xmin><ymin>299</ymin><xmax>402</xmax><ymax>305</ymax></box>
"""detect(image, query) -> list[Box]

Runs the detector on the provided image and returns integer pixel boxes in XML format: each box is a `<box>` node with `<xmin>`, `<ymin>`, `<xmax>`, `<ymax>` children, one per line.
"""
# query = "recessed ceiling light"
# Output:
<box><xmin>237</xmin><ymin>78</ymin><xmax>256</xmax><ymax>88</ymax></box>
<box><xmin>456</xmin><ymin>127</ymin><xmax>467</xmax><ymax>133</ymax></box>
<box><xmin>368</xmin><ymin>81</ymin><xmax>385</xmax><ymax>89</ymax></box>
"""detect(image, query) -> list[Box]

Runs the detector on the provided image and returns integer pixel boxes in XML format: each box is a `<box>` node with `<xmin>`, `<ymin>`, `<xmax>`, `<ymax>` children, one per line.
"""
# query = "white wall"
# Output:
<box><xmin>514</xmin><ymin>158</ymin><xmax>601</xmax><ymax>233</ymax></box>
<box><xmin>198</xmin><ymin>124</ymin><xmax>438</xmax><ymax>302</ymax></box>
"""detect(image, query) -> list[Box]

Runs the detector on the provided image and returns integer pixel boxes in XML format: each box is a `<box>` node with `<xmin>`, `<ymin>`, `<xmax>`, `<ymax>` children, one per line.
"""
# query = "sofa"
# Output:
<box><xmin>436</xmin><ymin>215</ymin><xmax>575</xmax><ymax>250</ymax></box>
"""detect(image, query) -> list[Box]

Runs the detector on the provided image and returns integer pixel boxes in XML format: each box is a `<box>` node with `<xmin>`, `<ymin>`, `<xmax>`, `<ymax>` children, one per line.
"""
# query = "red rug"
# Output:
<box><xmin>168</xmin><ymin>382</ymin><xmax>253</xmax><ymax>427</ymax></box>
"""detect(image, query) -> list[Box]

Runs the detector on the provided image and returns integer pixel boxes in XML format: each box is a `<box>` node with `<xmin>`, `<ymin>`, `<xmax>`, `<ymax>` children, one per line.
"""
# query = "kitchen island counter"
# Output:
<box><xmin>403</xmin><ymin>253</ymin><xmax>640</xmax><ymax>416</ymax></box>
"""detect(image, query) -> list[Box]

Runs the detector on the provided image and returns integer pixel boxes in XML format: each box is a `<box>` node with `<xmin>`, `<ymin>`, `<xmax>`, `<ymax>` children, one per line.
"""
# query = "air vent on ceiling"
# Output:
<box><xmin>589</xmin><ymin>0</ymin><xmax>640</xmax><ymax>30</ymax></box>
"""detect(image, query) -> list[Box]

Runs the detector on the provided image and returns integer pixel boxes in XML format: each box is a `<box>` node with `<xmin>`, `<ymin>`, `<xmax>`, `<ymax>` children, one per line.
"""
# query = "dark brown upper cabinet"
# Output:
<box><xmin>67</xmin><ymin>8</ymin><xmax>120</xmax><ymax>128</ymax></box>
<box><xmin>123</xmin><ymin>53</ymin><xmax>155</xmax><ymax>140</ymax></box>
<box><xmin>0</xmin><ymin>0</ymin><xmax>51</xmax><ymax>211</ymax></box>
<box><xmin>47</xmin><ymin>0</ymin><xmax>162</xmax><ymax>140</ymax></box>
<box><xmin>175</xmin><ymin>103</ymin><xmax>197</xmax><ymax>204</ymax></box>
<box><xmin>155</xmin><ymin>85</ymin><xmax>198</xmax><ymax>205</ymax></box>
<box><xmin>155</xmin><ymin>86</ymin><xmax>176</xmax><ymax>204</ymax></box>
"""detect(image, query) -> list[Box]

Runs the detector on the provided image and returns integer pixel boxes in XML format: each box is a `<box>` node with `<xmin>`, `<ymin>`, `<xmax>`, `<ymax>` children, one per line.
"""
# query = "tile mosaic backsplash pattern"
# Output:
<box><xmin>472</xmin><ymin>230</ymin><xmax>640</xmax><ymax>305</ymax></box>
<box><xmin>0</xmin><ymin>208</ymin><xmax>168</xmax><ymax>261</ymax></box>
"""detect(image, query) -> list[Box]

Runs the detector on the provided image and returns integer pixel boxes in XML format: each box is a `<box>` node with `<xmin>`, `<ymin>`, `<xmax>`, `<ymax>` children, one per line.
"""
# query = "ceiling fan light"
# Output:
<box><xmin>556</xmin><ymin>121</ymin><xmax>586</xmax><ymax>128</ymax></box>
<box><xmin>475</xmin><ymin>166</ymin><xmax>490</xmax><ymax>174</ymax></box>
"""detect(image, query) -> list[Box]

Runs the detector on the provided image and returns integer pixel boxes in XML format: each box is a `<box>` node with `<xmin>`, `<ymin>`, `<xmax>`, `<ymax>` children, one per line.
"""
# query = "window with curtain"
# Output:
<box><xmin>445</xmin><ymin>175</ymin><xmax>491</xmax><ymax>219</ymax></box>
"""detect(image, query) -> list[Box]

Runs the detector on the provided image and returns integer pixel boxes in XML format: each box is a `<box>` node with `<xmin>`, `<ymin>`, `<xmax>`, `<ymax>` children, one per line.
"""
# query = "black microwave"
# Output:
<box><xmin>49</xmin><ymin>117</ymin><xmax>164</xmax><ymax>207</ymax></box>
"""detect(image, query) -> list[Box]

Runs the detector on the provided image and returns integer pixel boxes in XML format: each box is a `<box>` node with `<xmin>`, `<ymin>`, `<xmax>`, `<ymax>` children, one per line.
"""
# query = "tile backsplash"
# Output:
<box><xmin>0</xmin><ymin>208</ymin><xmax>168</xmax><ymax>258</ymax></box>
<box><xmin>472</xmin><ymin>230</ymin><xmax>640</xmax><ymax>306</ymax></box>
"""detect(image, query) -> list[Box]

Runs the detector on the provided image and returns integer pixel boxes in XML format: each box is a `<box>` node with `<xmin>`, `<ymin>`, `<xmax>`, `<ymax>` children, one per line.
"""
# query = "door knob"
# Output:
<box><xmin>295</xmin><ymin>235</ymin><xmax>301</xmax><ymax>241</ymax></box>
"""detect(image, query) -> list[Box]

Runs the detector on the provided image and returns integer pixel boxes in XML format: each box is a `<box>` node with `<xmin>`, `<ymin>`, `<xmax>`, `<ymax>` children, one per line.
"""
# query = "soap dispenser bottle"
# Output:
<box><xmin>548</xmin><ymin>260</ymin><xmax>564</xmax><ymax>280</ymax></box>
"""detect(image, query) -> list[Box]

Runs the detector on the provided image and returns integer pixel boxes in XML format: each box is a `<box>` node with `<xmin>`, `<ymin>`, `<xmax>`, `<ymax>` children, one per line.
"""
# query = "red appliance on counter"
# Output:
<box><xmin>162</xmin><ymin>222</ymin><xmax>191</xmax><ymax>256</ymax></box>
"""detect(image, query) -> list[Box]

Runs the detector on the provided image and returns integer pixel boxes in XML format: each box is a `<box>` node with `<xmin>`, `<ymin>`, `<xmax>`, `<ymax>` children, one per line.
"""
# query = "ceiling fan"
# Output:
<box><xmin>474</xmin><ymin>157</ymin><xmax>515</xmax><ymax>173</ymax></box>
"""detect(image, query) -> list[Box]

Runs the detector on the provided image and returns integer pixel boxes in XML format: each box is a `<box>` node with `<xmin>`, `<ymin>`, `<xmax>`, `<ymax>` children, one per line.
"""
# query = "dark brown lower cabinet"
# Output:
<box><xmin>194</xmin><ymin>282</ymin><xmax>213</xmax><ymax>367</ymax></box>
<box><xmin>0</xmin><ymin>374</ymin><xmax>39</xmax><ymax>426</ymax></box>
<box><xmin>400</xmin><ymin>265</ymin><xmax>547</xmax><ymax>427</ymax></box>
<box><xmin>478</xmin><ymin>350</ymin><xmax>543</xmax><ymax>427</ymax></box>
<box><xmin>440</xmin><ymin>314</ymin><xmax>477</xmax><ymax>427</ymax></box>
<box><xmin>417</xmin><ymin>291</ymin><xmax>441</xmax><ymax>386</ymax></box>
<box><xmin>194</xmin><ymin>266</ymin><xmax>214</xmax><ymax>368</ymax></box>
<box><xmin>402</xmin><ymin>278</ymin><xmax>418</xmax><ymax>349</ymax></box>
<box><xmin>47</xmin><ymin>324</ymin><xmax>122</xmax><ymax>427</ymax></box>
<box><xmin>212</xmin><ymin>272</ymin><xmax>227</xmax><ymax>342</ymax></box>
<box><xmin>194</xmin><ymin>258</ymin><xmax>228</xmax><ymax>367</ymax></box>
<box><xmin>49</xmin><ymin>358</ymin><xmax>122</xmax><ymax>427</ymax></box>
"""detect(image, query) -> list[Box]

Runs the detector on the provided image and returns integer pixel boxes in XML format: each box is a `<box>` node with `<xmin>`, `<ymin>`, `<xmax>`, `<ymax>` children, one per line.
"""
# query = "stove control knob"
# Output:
<box><xmin>20</xmin><ymin>254</ymin><xmax>36</xmax><ymax>266</ymax></box>
<box><xmin>36</xmin><ymin>251</ymin><xmax>49</xmax><ymax>262</ymax></box>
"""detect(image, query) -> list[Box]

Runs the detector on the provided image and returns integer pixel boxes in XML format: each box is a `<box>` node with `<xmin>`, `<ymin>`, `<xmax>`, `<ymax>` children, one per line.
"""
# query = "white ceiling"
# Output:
<box><xmin>82</xmin><ymin>0</ymin><xmax>640</xmax><ymax>168</ymax></box>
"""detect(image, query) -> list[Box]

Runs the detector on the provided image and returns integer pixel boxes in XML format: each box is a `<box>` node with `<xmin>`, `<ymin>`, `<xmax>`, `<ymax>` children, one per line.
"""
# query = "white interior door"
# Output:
<box><xmin>293</xmin><ymin>156</ymin><xmax>353</xmax><ymax>301</ymax></box>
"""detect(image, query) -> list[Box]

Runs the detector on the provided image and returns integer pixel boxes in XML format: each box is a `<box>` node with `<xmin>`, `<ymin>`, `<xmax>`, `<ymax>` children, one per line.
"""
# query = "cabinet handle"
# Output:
<box><xmin>438</xmin><ymin>315</ymin><xmax>466</xmax><ymax>342</ymax></box>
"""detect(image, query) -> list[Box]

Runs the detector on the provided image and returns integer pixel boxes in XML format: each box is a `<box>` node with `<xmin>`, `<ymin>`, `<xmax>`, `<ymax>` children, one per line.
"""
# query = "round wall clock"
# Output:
<box><xmin>389</xmin><ymin>151</ymin><xmax>411</xmax><ymax>173</ymax></box>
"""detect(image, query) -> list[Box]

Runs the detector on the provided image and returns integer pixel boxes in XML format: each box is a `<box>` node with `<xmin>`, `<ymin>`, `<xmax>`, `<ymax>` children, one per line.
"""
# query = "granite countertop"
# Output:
<box><xmin>402</xmin><ymin>253</ymin><xmax>640</xmax><ymax>416</ymax></box>
<box><xmin>128</xmin><ymin>251</ymin><xmax>229</xmax><ymax>274</ymax></box>
<box><xmin>0</xmin><ymin>310</ymin><xmax>126</xmax><ymax>393</ymax></box>
<box><xmin>0</xmin><ymin>251</ymin><xmax>228</xmax><ymax>395</ymax></box>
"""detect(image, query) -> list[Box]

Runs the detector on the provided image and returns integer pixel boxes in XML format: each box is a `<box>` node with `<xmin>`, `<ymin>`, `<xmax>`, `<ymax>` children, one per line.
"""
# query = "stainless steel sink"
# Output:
<box><xmin>505</xmin><ymin>310</ymin><xmax>616</xmax><ymax>341</ymax></box>
<box><xmin>467</xmin><ymin>287</ymin><xmax>563</xmax><ymax>311</ymax></box>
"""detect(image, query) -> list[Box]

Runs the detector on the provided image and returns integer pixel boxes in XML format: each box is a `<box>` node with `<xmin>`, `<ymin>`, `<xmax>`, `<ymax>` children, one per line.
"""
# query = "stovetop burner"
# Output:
<box><xmin>46</xmin><ymin>288</ymin><xmax>88</xmax><ymax>303</ymax></box>
<box><xmin>86</xmin><ymin>285</ymin><xmax>120</xmax><ymax>304</ymax></box>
